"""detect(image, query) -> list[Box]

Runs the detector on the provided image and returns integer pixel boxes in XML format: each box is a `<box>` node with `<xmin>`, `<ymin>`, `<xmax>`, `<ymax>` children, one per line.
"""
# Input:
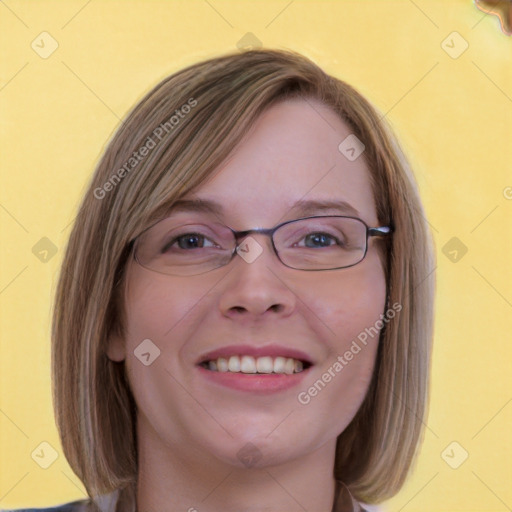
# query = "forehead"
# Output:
<box><xmin>178</xmin><ymin>98</ymin><xmax>378</xmax><ymax>227</ymax></box>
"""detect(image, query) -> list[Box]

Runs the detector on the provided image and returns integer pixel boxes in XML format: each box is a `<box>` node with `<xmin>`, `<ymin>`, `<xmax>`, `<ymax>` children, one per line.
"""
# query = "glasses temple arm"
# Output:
<box><xmin>368</xmin><ymin>226</ymin><xmax>393</xmax><ymax>237</ymax></box>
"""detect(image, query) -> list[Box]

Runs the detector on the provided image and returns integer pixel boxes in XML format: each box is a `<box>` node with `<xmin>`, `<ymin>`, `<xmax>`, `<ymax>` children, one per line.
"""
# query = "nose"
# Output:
<box><xmin>218</xmin><ymin>234</ymin><xmax>296</xmax><ymax>319</ymax></box>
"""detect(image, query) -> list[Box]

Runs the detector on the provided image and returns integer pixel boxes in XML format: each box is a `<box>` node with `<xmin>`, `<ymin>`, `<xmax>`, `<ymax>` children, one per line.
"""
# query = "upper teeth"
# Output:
<box><xmin>204</xmin><ymin>355</ymin><xmax>305</xmax><ymax>374</ymax></box>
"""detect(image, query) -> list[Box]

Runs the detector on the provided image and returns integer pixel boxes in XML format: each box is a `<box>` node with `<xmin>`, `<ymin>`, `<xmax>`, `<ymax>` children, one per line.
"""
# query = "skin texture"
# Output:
<box><xmin>107</xmin><ymin>98</ymin><xmax>387</xmax><ymax>512</ymax></box>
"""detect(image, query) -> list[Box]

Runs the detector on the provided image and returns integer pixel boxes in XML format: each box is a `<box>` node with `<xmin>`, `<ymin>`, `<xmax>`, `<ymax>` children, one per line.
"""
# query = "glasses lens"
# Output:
<box><xmin>274</xmin><ymin>217</ymin><xmax>367</xmax><ymax>270</ymax></box>
<box><xmin>134</xmin><ymin>218</ymin><xmax>235</xmax><ymax>276</ymax></box>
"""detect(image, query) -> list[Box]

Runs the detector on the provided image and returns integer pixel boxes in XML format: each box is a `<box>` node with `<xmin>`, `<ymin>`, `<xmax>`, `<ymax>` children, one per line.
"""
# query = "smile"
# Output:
<box><xmin>199</xmin><ymin>355</ymin><xmax>312</xmax><ymax>374</ymax></box>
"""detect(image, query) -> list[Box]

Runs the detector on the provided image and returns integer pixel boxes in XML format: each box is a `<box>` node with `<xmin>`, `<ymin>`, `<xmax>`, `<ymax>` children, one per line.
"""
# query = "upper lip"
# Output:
<box><xmin>196</xmin><ymin>344</ymin><xmax>315</xmax><ymax>366</ymax></box>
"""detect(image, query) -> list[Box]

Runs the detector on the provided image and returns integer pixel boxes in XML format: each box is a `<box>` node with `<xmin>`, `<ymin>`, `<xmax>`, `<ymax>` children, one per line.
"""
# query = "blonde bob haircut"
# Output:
<box><xmin>52</xmin><ymin>48</ymin><xmax>435</xmax><ymax>505</ymax></box>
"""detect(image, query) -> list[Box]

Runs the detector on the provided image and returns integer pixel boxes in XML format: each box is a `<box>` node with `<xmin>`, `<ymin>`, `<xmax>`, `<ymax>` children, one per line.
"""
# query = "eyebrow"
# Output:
<box><xmin>168</xmin><ymin>197</ymin><xmax>360</xmax><ymax>218</ymax></box>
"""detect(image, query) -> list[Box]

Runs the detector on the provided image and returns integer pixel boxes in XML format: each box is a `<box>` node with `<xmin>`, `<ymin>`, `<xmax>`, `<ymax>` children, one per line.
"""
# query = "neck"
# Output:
<box><xmin>135</xmin><ymin>413</ymin><xmax>338</xmax><ymax>512</ymax></box>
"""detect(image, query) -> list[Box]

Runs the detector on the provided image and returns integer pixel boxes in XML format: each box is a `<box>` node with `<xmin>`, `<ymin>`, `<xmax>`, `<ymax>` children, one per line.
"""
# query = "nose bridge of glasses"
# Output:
<box><xmin>232</xmin><ymin>227</ymin><xmax>278</xmax><ymax>257</ymax></box>
<box><xmin>233</xmin><ymin>226</ymin><xmax>275</xmax><ymax>240</ymax></box>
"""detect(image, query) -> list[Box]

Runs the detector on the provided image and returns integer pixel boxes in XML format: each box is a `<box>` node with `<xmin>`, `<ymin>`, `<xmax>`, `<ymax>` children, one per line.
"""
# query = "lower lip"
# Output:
<box><xmin>196</xmin><ymin>365</ymin><xmax>312</xmax><ymax>393</ymax></box>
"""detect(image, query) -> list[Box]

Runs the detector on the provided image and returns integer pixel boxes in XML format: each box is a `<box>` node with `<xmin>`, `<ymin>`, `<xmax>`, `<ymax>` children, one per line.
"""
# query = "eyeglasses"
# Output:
<box><xmin>131</xmin><ymin>215</ymin><xmax>393</xmax><ymax>277</ymax></box>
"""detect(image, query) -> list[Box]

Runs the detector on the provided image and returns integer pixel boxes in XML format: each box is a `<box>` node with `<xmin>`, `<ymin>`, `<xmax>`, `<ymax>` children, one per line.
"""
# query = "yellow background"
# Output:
<box><xmin>1</xmin><ymin>1</ymin><xmax>511</xmax><ymax>510</ymax></box>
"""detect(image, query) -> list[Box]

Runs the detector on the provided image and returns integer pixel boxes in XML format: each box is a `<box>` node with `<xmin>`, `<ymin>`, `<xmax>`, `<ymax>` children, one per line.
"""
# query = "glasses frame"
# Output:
<box><xmin>131</xmin><ymin>215</ymin><xmax>393</xmax><ymax>275</ymax></box>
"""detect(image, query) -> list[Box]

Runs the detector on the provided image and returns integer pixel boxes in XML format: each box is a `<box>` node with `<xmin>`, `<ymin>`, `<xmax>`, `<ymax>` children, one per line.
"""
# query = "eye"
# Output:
<box><xmin>162</xmin><ymin>232</ymin><xmax>218</xmax><ymax>252</ymax></box>
<box><xmin>295</xmin><ymin>232</ymin><xmax>344</xmax><ymax>248</ymax></box>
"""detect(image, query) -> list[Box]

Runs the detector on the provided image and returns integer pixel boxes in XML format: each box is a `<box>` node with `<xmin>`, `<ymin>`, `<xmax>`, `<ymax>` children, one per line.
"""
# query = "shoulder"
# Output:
<box><xmin>1</xmin><ymin>488</ymin><xmax>124</xmax><ymax>512</ymax></box>
<box><xmin>1</xmin><ymin>498</ymin><xmax>90</xmax><ymax>512</ymax></box>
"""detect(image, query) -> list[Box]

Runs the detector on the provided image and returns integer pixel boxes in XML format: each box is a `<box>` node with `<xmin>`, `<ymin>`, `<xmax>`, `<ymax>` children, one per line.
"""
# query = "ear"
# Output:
<box><xmin>106</xmin><ymin>331</ymin><xmax>126</xmax><ymax>362</ymax></box>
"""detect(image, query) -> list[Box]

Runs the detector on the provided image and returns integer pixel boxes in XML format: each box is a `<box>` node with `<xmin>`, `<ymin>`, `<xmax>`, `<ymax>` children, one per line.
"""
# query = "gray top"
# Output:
<box><xmin>0</xmin><ymin>489</ymin><xmax>120</xmax><ymax>512</ymax></box>
<box><xmin>2</xmin><ymin>481</ymin><xmax>370</xmax><ymax>512</ymax></box>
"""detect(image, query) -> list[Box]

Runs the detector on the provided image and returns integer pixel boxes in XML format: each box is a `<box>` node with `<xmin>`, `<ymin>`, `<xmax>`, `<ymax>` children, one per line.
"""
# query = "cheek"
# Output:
<box><xmin>120</xmin><ymin>269</ymin><xmax>207</xmax><ymax>431</ymax></box>
<box><xmin>303</xmin><ymin>251</ymin><xmax>387</xmax><ymax>348</ymax></box>
<box><xmin>122</xmin><ymin>269</ymin><xmax>204</xmax><ymax>345</ymax></box>
<box><xmin>295</xmin><ymin>252</ymin><xmax>386</xmax><ymax>432</ymax></box>
<box><xmin>120</xmin><ymin>268</ymin><xmax>209</xmax><ymax>399</ymax></box>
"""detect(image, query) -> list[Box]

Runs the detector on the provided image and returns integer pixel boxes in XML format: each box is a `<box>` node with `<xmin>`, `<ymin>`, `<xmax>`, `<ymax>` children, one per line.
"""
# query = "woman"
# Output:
<box><xmin>4</xmin><ymin>48</ymin><xmax>435</xmax><ymax>512</ymax></box>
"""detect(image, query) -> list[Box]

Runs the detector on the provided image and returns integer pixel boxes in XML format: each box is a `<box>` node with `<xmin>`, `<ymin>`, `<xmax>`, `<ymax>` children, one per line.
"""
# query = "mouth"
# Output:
<box><xmin>195</xmin><ymin>344</ymin><xmax>315</xmax><ymax>393</ymax></box>
<box><xmin>198</xmin><ymin>355</ymin><xmax>313</xmax><ymax>374</ymax></box>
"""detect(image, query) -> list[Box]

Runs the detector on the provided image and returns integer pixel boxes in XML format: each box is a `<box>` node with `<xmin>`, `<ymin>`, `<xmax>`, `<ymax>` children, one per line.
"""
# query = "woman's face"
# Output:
<box><xmin>108</xmin><ymin>97</ymin><xmax>387</xmax><ymax>469</ymax></box>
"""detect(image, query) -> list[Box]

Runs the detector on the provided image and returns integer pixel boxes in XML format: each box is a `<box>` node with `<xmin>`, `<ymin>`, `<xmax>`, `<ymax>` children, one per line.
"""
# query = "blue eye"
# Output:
<box><xmin>293</xmin><ymin>231</ymin><xmax>346</xmax><ymax>249</ymax></box>
<box><xmin>302</xmin><ymin>233</ymin><xmax>338</xmax><ymax>248</ymax></box>
<box><xmin>162</xmin><ymin>233</ymin><xmax>217</xmax><ymax>252</ymax></box>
